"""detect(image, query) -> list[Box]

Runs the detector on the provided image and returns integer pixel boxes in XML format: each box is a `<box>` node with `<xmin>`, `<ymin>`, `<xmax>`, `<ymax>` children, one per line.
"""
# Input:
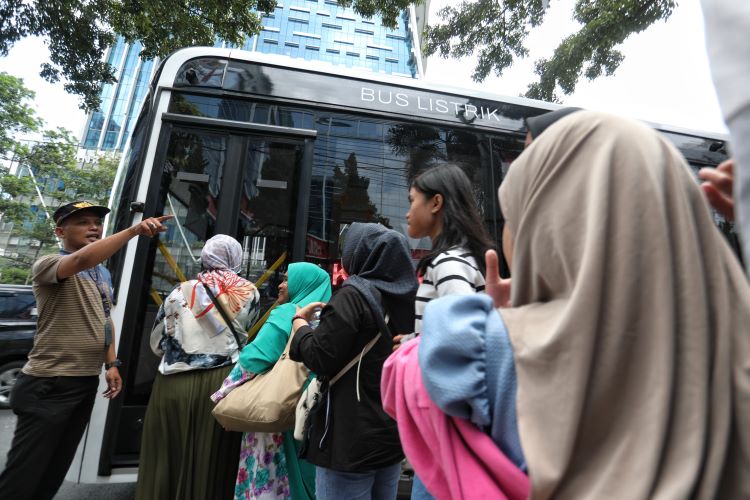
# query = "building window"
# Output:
<box><xmin>367</xmin><ymin>43</ymin><xmax>392</xmax><ymax>51</ymax></box>
<box><xmin>294</xmin><ymin>31</ymin><xmax>321</xmax><ymax>39</ymax></box>
<box><xmin>322</xmin><ymin>23</ymin><xmax>342</xmax><ymax>30</ymax></box>
<box><xmin>326</xmin><ymin>48</ymin><xmax>340</xmax><ymax>54</ymax></box>
<box><xmin>264</xmin><ymin>39</ymin><xmax>279</xmax><ymax>45</ymax></box>
<box><xmin>285</xmin><ymin>41</ymin><xmax>300</xmax><ymax>48</ymax></box>
<box><xmin>289</xmin><ymin>16</ymin><xmax>309</xmax><ymax>23</ymax></box>
<box><xmin>355</xmin><ymin>28</ymin><xmax>375</xmax><ymax>35</ymax></box>
<box><xmin>290</xmin><ymin>6</ymin><xmax>311</xmax><ymax>12</ymax></box>
<box><xmin>306</xmin><ymin>45</ymin><xmax>320</xmax><ymax>51</ymax></box>
<box><xmin>346</xmin><ymin>51</ymin><xmax>360</xmax><ymax>57</ymax></box>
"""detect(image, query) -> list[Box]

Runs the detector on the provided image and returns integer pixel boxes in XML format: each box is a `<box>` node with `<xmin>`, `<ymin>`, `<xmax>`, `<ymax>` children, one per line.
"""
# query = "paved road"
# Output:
<box><xmin>0</xmin><ymin>409</ymin><xmax>136</xmax><ymax>499</ymax></box>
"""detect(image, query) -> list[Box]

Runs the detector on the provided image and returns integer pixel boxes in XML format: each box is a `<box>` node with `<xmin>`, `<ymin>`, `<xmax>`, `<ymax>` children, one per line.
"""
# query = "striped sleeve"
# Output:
<box><xmin>32</xmin><ymin>254</ymin><xmax>62</xmax><ymax>285</ymax></box>
<box><xmin>429</xmin><ymin>253</ymin><xmax>482</xmax><ymax>296</ymax></box>
<box><xmin>414</xmin><ymin>249</ymin><xmax>486</xmax><ymax>335</ymax></box>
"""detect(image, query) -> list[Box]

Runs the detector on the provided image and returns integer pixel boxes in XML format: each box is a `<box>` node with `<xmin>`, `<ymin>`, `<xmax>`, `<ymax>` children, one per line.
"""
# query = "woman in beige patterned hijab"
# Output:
<box><xmin>494</xmin><ymin>111</ymin><xmax>750</xmax><ymax>499</ymax></box>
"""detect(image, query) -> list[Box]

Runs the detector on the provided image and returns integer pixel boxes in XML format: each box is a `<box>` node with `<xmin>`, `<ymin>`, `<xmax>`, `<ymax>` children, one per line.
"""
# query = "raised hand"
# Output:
<box><xmin>484</xmin><ymin>249</ymin><xmax>512</xmax><ymax>308</ymax></box>
<box><xmin>699</xmin><ymin>158</ymin><xmax>735</xmax><ymax>221</ymax></box>
<box><xmin>295</xmin><ymin>302</ymin><xmax>327</xmax><ymax>321</ymax></box>
<box><xmin>136</xmin><ymin>214</ymin><xmax>175</xmax><ymax>237</ymax></box>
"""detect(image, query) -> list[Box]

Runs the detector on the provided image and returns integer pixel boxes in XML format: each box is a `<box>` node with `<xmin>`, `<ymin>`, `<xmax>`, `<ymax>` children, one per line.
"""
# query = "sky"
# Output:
<box><xmin>0</xmin><ymin>0</ymin><xmax>729</xmax><ymax>141</ymax></box>
<box><xmin>423</xmin><ymin>0</ymin><xmax>727</xmax><ymax>136</ymax></box>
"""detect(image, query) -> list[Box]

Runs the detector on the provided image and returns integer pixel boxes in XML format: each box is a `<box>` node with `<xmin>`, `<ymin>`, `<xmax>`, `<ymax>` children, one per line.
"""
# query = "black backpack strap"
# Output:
<box><xmin>201</xmin><ymin>282</ymin><xmax>243</xmax><ymax>348</ymax></box>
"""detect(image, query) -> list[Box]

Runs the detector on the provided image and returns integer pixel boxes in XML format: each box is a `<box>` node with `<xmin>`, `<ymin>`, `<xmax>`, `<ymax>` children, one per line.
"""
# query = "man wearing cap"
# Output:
<box><xmin>0</xmin><ymin>201</ymin><xmax>172</xmax><ymax>500</ymax></box>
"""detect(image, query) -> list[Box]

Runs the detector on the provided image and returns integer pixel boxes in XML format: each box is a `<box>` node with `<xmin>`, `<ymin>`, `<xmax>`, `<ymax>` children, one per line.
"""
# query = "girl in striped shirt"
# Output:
<box><xmin>402</xmin><ymin>163</ymin><xmax>495</xmax><ymax>500</ymax></box>
<box><xmin>404</xmin><ymin>163</ymin><xmax>495</xmax><ymax>336</ymax></box>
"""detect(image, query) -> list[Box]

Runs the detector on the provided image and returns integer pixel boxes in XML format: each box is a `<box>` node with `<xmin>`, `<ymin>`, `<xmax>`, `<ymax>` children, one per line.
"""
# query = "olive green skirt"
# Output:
<box><xmin>135</xmin><ymin>365</ymin><xmax>241</xmax><ymax>500</ymax></box>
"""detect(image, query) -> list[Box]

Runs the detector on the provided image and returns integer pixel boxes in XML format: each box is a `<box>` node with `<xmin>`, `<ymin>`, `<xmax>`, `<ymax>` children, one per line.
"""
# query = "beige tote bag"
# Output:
<box><xmin>212</xmin><ymin>332</ymin><xmax>308</xmax><ymax>433</ymax></box>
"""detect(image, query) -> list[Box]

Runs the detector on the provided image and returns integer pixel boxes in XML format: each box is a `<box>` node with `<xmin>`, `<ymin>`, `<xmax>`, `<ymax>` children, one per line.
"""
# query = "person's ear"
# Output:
<box><xmin>431</xmin><ymin>193</ymin><xmax>444</xmax><ymax>214</ymax></box>
<box><xmin>54</xmin><ymin>226</ymin><xmax>64</xmax><ymax>239</ymax></box>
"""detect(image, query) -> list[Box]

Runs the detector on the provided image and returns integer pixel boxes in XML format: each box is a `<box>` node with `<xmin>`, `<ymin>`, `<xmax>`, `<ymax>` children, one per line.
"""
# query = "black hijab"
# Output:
<box><xmin>341</xmin><ymin>223</ymin><xmax>418</xmax><ymax>336</ymax></box>
<box><xmin>524</xmin><ymin>107</ymin><xmax>582</xmax><ymax>140</ymax></box>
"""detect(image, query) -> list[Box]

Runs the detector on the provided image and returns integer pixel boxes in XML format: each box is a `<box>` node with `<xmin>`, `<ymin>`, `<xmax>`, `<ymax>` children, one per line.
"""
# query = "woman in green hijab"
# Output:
<box><xmin>211</xmin><ymin>262</ymin><xmax>331</xmax><ymax>500</ymax></box>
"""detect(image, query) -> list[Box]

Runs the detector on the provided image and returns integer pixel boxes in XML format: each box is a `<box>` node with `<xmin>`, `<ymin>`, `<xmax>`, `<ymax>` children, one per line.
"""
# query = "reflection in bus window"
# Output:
<box><xmin>308</xmin><ymin>116</ymin><xmax>500</xmax><ymax>271</ymax></box>
<box><xmin>236</xmin><ymin>138</ymin><xmax>303</xmax><ymax>311</ymax></box>
<box><xmin>158</xmin><ymin>129</ymin><xmax>227</xmax><ymax>288</ymax></box>
<box><xmin>168</xmin><ymin>93</ymin><xmax>315</xmax><ymax>130</ymax></box>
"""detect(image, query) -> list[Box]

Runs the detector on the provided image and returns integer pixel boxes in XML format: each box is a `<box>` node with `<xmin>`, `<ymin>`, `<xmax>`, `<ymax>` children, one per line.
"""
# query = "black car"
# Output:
<box><xmin>0</xmin><ymin>284</ymin><xmax>36</xmax><ymax>409</ymax></box>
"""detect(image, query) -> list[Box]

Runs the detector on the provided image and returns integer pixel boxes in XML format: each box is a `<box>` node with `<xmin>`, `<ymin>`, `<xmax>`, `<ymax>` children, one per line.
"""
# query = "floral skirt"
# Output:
<box><xmin>235</xmin><ymin>431</ymin><xmax>291</xmax><ymax>500</ymax></box>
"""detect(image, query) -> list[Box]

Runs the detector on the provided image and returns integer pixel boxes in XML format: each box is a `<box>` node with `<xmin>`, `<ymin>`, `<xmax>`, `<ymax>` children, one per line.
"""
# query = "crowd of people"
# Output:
<box><xmin>3</xmin><ymin>5</ymin><xmax>750</xmax><ymax>496</ymax></box>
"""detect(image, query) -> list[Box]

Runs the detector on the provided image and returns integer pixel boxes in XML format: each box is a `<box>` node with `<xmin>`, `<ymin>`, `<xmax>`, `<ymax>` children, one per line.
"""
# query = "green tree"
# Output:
<box><xmin>0</xmin><ymin>263</ymin><xmax>30</xmax><ymax>284</ymax></box>
<box><xmin>343</xmin><ymin>0</ymin><xmax>676</xmax><ymax>103</ymax></box>
<box><xmin>0</xmin><ymin>0</ymin><xmax>277</xmax><ymax>111</ymax></box>
<box><xmin>1</xmin><ymin>130</ymin><xmax>119</xmax><ymax>266</ymax></box>
<box><xmin>0</xmin><ymin>73</ymin><xmax>119</xmax><ymax>273</ymax></box>
<box><xmin>1</xmin><ymin>1</ymin><xmax>675</xmax><ymax>110</ymax></box>
<box><xmin>0</xmin><ymin>72</ymin><xmax>42</xmax><ymax>160</ymax></box>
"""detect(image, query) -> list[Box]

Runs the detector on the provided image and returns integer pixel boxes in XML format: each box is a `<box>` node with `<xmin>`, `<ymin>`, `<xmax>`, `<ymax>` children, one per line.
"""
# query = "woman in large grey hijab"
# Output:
<box><xmin>411</xmin><ymin>111</ymin><xmax>750</xmax><ymax>499</ymax></box>
<box><xmin>496</xmin><ymin>111</ymin><xmax>750</xmax><ymax>498</ymax></box>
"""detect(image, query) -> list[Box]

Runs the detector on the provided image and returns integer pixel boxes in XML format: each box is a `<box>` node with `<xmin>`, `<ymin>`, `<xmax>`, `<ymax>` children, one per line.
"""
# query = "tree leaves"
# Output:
<box><xmin>0</xmin><ymin>0</ymin><xmax>278</xmax><ymax>111</ymax></box>
<box><xmin>425</xmin><ymin>0</ymin><xmax>545</xmax><ymax>82</ymax></box>
<box><xmin>524</xmin><ymin>0</ymin><xmax>675</xmax><ymax>101</ymax></box>
<box><xmin>337</xmin><ymin>0</ymin><xmax>414</xmax><ymax>28</ymax></box>
<box><xmin>357</xmin><ymin>0</ymin><xmax>675</xmax><ymax>102</ymax></box>
<box><xmin>0</xmin><ymin>73</ymin><xmax>118</xmax><ymax>265</ymax></box>
<box><xmin>0</xmin><ymin>0</ymin><xmax>676</xmax><ymax>109</ymax></box>
<box><xmin>0</xmin><ymin>72</ymin><xmax>42</xmax><ymax>160</ymax></box>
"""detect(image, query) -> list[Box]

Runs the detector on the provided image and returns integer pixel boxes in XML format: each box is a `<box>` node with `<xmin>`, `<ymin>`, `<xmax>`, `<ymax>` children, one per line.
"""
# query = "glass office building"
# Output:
<box><xmin>80</xmin><ymin>0</ymin><xmax>428</xmax><ymax>152</ymax></box>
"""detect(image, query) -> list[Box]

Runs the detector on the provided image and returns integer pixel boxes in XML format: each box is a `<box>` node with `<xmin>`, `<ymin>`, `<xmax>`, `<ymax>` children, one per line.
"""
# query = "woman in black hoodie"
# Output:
<box><xmin>290</xmin><ymin>223</ymin><xmax>418</xmax><ymax>500</ymax></box>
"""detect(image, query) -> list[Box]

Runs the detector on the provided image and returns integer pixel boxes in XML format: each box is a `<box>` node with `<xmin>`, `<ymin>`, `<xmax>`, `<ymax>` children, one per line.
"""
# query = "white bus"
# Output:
<box><xmin>71</xmin><ymin>46</ymin><xmax>732</xmax><ymax>483</ymax></box>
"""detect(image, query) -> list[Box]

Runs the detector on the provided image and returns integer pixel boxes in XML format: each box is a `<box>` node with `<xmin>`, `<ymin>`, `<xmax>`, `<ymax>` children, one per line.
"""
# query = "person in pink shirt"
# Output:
<box><xmin>381</xmin><ymin>337</ymin><xmax>528</xmax><ymax>500</ymax></box>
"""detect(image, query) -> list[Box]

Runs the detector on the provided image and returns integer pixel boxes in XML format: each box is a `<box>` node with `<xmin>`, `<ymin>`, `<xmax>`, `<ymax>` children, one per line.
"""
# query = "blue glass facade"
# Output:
<box><xmin>256</xmin><ymin>0</ymin><xmax>417</xmax><ymax>77</ymax></box>
<box><xmin>80</xmin><ymin>1</ymin><xmax>423</xmax><ymax>152</ymax></box>
<box><xmin>82</xmin><ymin>37</ymin><xmax>128</xmax><ymax>149</ymax></box>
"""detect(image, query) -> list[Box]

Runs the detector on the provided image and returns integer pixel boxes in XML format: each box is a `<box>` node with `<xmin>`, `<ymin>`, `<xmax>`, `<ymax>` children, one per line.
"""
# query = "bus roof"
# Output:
<box><xmin>155</xmin><ymin>46</ymin><xmax>728</xmax><ymax>142</ymax></box>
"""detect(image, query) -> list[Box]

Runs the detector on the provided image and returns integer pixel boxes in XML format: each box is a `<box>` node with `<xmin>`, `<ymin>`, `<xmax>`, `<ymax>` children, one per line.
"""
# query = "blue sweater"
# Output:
<box><xmin>419</xmin><ymin>294</ymin><xmax>526</xmax><ymax>470</ymax></box>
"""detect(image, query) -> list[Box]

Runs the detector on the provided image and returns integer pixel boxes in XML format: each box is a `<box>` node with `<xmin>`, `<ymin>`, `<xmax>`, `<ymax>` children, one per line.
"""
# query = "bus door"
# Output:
<box><xmin>98</xmin><ymin>114</ymin><xmax>316</xmax><ymax>474</ymax></box>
